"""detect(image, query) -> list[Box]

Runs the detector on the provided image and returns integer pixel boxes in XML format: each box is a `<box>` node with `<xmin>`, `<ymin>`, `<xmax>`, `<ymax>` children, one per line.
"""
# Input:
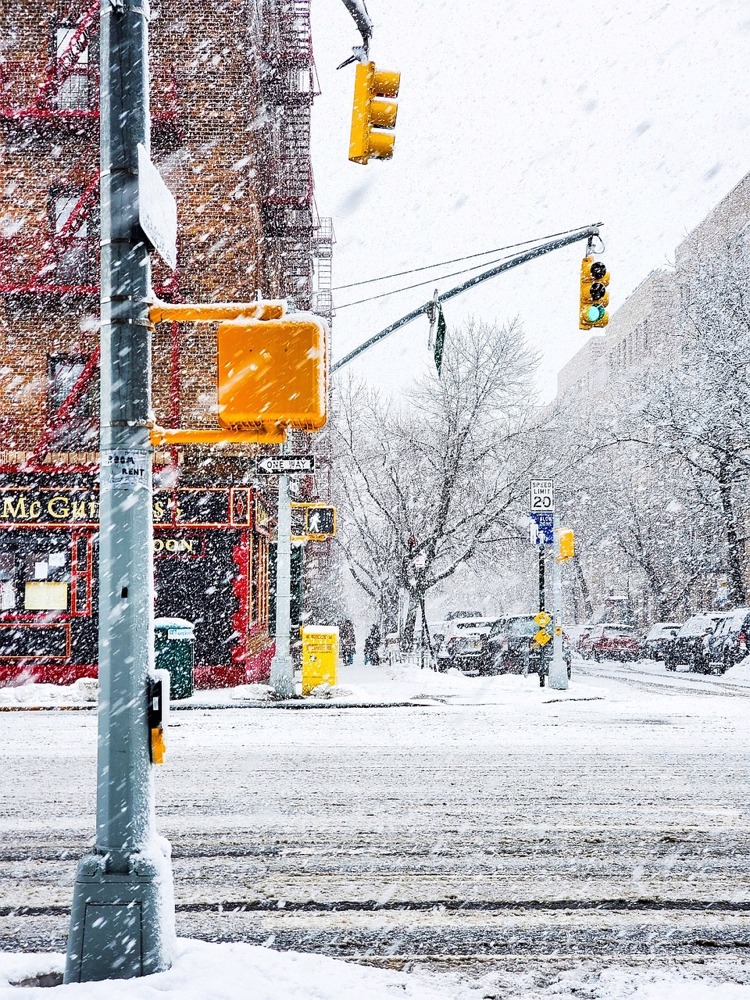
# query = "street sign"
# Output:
<box><xmin>531</xmin><ymin>510</ymin><xmax>554</xmax><ymax>545</ymax></box>
<box><xmin>530</xmin><ymin>478</ymin><xmax>555</xmax><ymax>512</ymax></box>
<box><xmin>533</xmin><ymin>629</ymin><xmax>552</xmax><ymax>647</ymax></box>
<box><xmin>137</xmin><ymin>144</ymin><xmax>177</xmax><ymax>269</ymax></box>
<box><xmin>534</xmin><ymin>610</ymin><xmax>551</xmax><ymax>628</ymax></box>
<box><xmin>256</xmin><ymin>455</ymin><xmax>315</xmax><ymax>475</ymax></box>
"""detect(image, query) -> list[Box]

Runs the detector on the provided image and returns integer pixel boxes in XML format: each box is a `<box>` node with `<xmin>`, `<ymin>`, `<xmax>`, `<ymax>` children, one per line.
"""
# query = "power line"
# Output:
<box><xmin>331</xmin><ymin>226</ymin><xmax>592</xmax><ymax>293</ymax></box>
<box><xmin>336</xmin><ymin>250</ymin><xmax>522</xmax><ymax>310</ymax></box>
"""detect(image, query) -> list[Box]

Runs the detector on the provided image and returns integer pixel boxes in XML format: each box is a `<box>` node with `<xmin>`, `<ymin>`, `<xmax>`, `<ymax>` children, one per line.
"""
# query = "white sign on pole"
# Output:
<box><xmin>137</xmin><ymin>143</ymin><xmax>177</xmax><ymax>269</ymax></box>
<box><xmin>256</xmin><ymin>455</ymin><xmax>315</xmax><ymax>475</ymax></box>
<box><xmin>529</xmin><ymin>478</ymin><xmax>555</xmax><ymax>512</ymax></box>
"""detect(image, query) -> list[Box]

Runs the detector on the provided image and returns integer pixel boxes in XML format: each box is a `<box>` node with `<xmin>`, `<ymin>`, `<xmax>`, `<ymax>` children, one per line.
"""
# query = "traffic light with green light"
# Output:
<box><xmin>349</xmin><ymin>61</ymin><xmax>400</xmax><ymax>164</ymax></box>
<box><xmin>580</xmin><ymin>256</ymin><xmax>610</xmax><ymax>329</ymax></box>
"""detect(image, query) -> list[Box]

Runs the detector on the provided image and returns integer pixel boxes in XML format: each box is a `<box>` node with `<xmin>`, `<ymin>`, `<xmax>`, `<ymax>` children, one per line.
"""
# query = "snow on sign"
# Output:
<box><xmin>529</xmin><ymin>478</ymin><xmax>555</xmax><ymax>512</ymax></box>
<box><xmin>256</xmin><ymin>455</ymin><xmax>315</xmax><ymax>475</ymax></box>
<box><xmin>137</xmin><ymin>144</ymin><xmax>177</xmax><ymax>269</ymax></box>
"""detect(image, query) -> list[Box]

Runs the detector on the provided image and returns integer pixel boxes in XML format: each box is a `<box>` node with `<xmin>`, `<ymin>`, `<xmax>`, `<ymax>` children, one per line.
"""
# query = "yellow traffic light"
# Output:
<box><xmin>558</xmin><ymin>528</ymin><xmax>575</xmax><ymax>562</ymax></box>
<box><xmin>579</xmin><ymin>256</ymin><xmax>610</xmax><ymax>329</ymax></box>
<box><xmin>217</xmin><ymin>316</ymin><xmax>328</xmax><ymax>432</ymax></box>
<box><xmin>349</xmin><ymin>61</ymin><xmax>400</xmax><ymax>164</ymax></box>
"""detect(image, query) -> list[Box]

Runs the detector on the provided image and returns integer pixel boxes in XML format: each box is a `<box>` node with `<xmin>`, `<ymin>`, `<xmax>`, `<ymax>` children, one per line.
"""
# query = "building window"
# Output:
<box><xmin>49</xmin><ymin>188</ymin><xmax>93</xmax><ymax>285</ymax></box>
<box><xmin>47</xmin><ymin>354</ymin><xmax>99</xmax><ymax>452</ymax></box>
<box><xmin>55</xmin><ymin>25</ymin><xmax>91</xmax><ymax>111</ymax></box>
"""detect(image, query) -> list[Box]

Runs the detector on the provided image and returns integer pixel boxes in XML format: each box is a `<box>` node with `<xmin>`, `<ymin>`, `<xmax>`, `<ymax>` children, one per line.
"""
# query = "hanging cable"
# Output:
<box><xmin>336</xmin><ymin>250</ymin><xmax>525</xmax><ymax>310</ymax></box>
<box><xmin>332</xmin><ymin>225</ymin><xmax>594</xmax><ymax>293</ymax></box>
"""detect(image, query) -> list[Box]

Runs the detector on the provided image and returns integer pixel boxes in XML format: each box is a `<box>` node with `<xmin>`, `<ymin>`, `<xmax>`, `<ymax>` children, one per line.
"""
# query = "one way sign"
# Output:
<box><xmin>256</xmin><ymin>455</ymin><xmax>315</xmax><ymax>475</ymax></box>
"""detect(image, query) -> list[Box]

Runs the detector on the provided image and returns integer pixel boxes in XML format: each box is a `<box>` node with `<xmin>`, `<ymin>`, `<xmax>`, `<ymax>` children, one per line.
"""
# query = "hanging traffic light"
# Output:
<box><xmin>349</xmin><ymin>61</ymin><xmax>400</xmax><ymax>164</ymax></box>
<box><xmin>579</xmin><ymin>256</ymin><xmax>610</xmax><ymax>329</ymax></box>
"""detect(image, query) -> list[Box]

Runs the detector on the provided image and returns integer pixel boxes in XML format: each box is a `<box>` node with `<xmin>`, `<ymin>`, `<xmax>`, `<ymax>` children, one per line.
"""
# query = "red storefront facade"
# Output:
<box><xmin>0</xmin><ymin>482</ymin><xmax>273</xmax><ymax>688</ymax></box>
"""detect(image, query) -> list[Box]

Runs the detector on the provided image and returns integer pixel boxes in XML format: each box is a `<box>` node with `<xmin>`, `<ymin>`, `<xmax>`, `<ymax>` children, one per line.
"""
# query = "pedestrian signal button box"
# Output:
<box><xmin>301</xmin><ymin>625</ymin><xmax>339</xmax><ymax>695</ymax></box>
<box><xmin>217</xmin><ymin>315</ymin><xmax>328</xmax><ymax>431</ymax></box>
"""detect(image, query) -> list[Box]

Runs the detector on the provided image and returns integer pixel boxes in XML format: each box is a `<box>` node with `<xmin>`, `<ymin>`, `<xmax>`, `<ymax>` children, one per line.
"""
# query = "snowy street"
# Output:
<box><xmin>3</xmin><ymin>658</ymin><xmax>750</xmax><ymax>980</ymax></box>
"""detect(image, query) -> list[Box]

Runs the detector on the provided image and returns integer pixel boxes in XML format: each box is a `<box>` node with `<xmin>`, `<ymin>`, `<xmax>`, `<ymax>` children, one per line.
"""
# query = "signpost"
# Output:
<box><xmin>256</xmin><ymin>455</ymin><xmax>315</xmax><ymax>475</ymax></box>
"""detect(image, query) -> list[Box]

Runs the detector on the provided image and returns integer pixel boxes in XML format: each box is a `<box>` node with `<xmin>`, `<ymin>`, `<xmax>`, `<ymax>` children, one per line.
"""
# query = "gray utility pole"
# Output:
<box><xmin>270</xmin><ymin>454</ymin><xmax>296</xmax><ymax>698</ymax></box>
<box><xmin>65</xmin><ymin>0</ymin><xmax>175</xmax><ymax>983</ymax></box>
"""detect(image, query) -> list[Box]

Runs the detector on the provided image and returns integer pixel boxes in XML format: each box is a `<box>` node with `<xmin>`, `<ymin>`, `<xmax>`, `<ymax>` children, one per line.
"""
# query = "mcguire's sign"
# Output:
<box><xmin>0</xmin><ymin>488</ymin><xmax>255</xmax><ymax>527</ymax></box>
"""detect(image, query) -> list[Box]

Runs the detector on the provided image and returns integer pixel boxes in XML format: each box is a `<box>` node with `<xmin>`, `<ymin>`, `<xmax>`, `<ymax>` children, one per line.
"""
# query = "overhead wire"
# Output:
<box><xmin>331</xmin><ymin>225</ymin><xmax>593</xmax><ymax>294</ymax></box>
<box><xmin>335</xmin><ymin>252</ymin><xmax>525</xmax><ymax>310</ymax></box>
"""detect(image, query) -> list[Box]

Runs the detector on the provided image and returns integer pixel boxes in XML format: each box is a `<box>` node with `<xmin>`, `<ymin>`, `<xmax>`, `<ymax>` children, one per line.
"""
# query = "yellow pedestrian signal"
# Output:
<box><xmin>349</xmin><ymin>61</ymin><xmax>400</xmax><ymax>164</ymax></box>
<box><xmin>557</xmin><ymin>528</ymin><xmax>575</xmax><ymax>562</ymax></box>
<box><xmin>579</xmin><ymin>256</ymin><xmax>610</xmax><ymax>329</ymax></box>
<box><xmin>291</xmin><ymin>503</ymin><xmax>337</xmax><ymax>541</ymax></box>
<box><xmin>217</xmin><ymin>316</ymin><xmax>328</xmax><ymax>432</ymax></box>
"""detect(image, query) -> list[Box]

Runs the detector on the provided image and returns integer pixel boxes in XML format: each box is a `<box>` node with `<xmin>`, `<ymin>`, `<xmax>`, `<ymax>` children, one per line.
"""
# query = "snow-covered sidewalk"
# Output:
<box><xmin>2</xmin><ymin>941</ymin><xmax>749</xmax><ymax>999</ymax></box>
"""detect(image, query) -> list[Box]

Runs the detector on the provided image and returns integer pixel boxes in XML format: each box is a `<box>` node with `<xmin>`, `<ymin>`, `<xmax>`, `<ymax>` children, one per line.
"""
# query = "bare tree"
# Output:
<box><xmin>334</xmin><ymin>318</ymin><xmax>539</xmax><ymax>647</ymax></box>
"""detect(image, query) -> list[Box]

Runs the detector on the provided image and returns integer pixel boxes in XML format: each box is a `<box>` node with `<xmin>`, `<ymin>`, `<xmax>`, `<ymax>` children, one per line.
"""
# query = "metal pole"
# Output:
<box><xmin>538</xmin><ymin>546</ymin><xmax>545</xmax><ymax>612</ymax></box>
<box><xmin>549</xmin><ymin>514</ymin><xmax>569</xmax><ymax>690</ymax></box>
<box><xmin>331</xmin><ymin>225</ymin><xmax>602</xmax><ymax>374</ymax></box>
<box><xmin>270</xmin><ymin>444</ymin><xmax>295</xmax><ymax>698</ymax></box>
<box><xmin>65</xmin><ymin>0</ymin><xmax>175</xmax><ymax>982</ymax></box>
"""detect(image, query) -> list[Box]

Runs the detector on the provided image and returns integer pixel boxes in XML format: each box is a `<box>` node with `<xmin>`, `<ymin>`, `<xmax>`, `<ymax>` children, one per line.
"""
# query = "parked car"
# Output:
<box><xmin>640</xmin><ymin>622</ymin><xmax>682</xmax><ymax>661</ymax></box>
<box><xmin>704</xmin><ymin>607</ymin><xmax>750</xmax><ymax>674</ymax></box>
<box><xmin>435</xmin><ymin>616</ymin><xmax>500</xmax><ymax>674</ymax></box>
<box><xmin>444</xmin><ymin>610</ymin><xmax>484</xmax><ymax>621</ymax></box>
<box><xmin>664</xmin><ymin>612</ymin><xmax>731</xmax><ymax>672</ymax></box>
<box><xmin>484</xmin><ymin>614</ymin><xmax>572</xmax><ymax>680</ymax></box>
<box><xmin>579</xmin><ymin>623</ymin><xmax>639</xmax><ymax>662</ymax></box>
<box><xmin>573</xmin><ymin>624</ymin><xmax>595</xmax><ymax>655</ymax></box>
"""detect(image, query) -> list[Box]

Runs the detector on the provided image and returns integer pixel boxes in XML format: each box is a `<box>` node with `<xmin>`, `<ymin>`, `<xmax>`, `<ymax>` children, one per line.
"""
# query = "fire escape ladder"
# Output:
<box><xmin>33</xmin><ymin>170</ymin><xmax>100</xmax><ymax>286</ymax></box>
<box><xmin>29</xmin><ymin>345</ymin><xmax>100</xmax><ymax>465</ymax></box>
<box><xmin>260</xmin><ymin>0</ymin><xmax>316</xmax><ymax>307</ymax></box>
<box><xmin>30</xmin><ymin>0</ymin><xmax>100</xmax><ymax>111</ymax></box>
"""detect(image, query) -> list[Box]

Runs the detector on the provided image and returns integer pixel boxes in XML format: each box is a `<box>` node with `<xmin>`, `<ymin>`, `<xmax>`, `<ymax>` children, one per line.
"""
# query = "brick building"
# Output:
<box><xmin>0</xmin><ymin>0</ymin><xmax>332</xmax><ymax>685</ymax></box>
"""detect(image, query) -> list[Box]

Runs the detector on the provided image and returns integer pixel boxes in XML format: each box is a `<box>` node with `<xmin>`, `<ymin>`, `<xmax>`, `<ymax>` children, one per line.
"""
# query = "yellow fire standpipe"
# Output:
<box><xmin>548</xmin><ymin>514</ymin><xmax>569</xmax><ymax>691</ymax></box>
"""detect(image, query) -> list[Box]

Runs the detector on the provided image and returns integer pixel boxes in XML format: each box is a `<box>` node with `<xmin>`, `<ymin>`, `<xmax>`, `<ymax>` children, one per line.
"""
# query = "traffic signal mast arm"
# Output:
<box><xmin>331</xmin><ymin>223</ymin><xmax>603</xmax><ymax>374</ymax></box>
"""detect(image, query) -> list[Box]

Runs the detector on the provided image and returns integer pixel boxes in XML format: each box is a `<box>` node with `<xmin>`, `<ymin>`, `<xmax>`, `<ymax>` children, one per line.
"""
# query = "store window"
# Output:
<box><xmin>0</xmin><ymin>553</ymin><xmax>16</xmax><ymax>611</ymax></box>
<box><xmin>23</xmin><ymin>548</ymin><xmax>70</xmax><ymax>611</ymax></box>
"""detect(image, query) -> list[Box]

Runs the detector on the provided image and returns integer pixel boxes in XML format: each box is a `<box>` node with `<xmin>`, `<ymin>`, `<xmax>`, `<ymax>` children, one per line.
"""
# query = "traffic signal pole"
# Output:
<box><xmin>548</xmin><ymin>516</ymin><xmax>569</xmax><ymax>690</ymax></box>
<box><xmin>271</xmin><ymin>447</ymin><xmax>296</xmax><ymax>699</ymax></box>
<box><xmin>65</xmin><ymin>0</ymin><xmax>175</xmax><ymax>983</ymax></box>
<box><xmin>331</xmin><ymin>224</ymin><xmax>602</xmax><ymax>374</ymax></box>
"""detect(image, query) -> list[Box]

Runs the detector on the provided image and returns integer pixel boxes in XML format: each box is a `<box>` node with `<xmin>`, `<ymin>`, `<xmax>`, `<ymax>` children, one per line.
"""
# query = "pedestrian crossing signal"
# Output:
<box><xmin>291</xmin><ymin>503</ymin><xmax>337</xmax><ymax>541</ymax></box>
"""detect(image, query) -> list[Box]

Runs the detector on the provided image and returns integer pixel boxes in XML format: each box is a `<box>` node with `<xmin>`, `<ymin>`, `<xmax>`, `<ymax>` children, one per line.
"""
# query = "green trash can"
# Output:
<box><xmin>154</xmin><ymin>617</ymin><xmax>195</xmax><ymax>701</ymax></box>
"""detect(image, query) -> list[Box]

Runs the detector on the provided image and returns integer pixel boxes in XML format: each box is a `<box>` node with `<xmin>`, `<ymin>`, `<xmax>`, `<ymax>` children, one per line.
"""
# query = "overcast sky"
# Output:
<box><xmin>309</xmin><ymin>0</ymin><xmax>750</xmax><ymax>401</ymax></box>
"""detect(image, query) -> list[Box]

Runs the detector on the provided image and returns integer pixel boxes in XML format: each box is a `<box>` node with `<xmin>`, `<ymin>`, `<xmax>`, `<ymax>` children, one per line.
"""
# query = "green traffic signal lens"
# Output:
<box><xmin>586</xmin><ymin>305</ymin><xmax>603</xmax><ymax>323</ymax></box>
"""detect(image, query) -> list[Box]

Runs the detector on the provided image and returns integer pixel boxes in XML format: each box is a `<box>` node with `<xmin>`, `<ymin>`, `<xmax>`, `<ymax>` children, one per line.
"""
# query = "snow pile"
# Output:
<box><xmin>0</xmin><ymin>940</ymin><xmax>470</xmax><ymax>999</ymax></box>
<box><xmin>1</xmin><ymin>945</ymin><xmax>749</xmax><ymax>999</ymax></box>
<box><xmin>0</xmin><ymin>677</ymin><xmax>97</xmax><ymax>708</ymax></box>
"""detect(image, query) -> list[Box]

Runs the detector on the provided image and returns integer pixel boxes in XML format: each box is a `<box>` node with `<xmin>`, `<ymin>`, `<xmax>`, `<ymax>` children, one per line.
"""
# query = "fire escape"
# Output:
<box><xmin>259</xmin><ymin>0</ymin><xmax>321</xmax><ymax>310</ymax></box>
<box><xmin>0</xmin><ymin>0</ymin><xmax>178</xmax><ymax>469</ymax></box>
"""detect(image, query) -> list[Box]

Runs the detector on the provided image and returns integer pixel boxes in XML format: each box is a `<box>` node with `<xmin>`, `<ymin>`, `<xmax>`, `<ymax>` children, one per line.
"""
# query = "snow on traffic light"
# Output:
<box><xmin>579</xmin><ymin>256</ymin><xmax>610</xmax><ymax>329</ymax></box>
<box><xmin>349</xmin><ymin>61</ymin><xmax>400</xmax><ymax>164</ymax></box>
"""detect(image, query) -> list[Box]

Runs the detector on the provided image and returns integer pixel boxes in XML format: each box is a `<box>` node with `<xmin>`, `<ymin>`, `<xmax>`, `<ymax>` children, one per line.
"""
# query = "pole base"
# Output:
<box><xmin>64</xmin><ymin>844</ymin><xmax>176</xmax><ymax>984</ymax></box>
<box><xmin>270</xmin><ymin>652</ymin><xmax>296</xmax><ymax>699</ymax></box>
<box><xmin>548</xmin><ymin>655</ymin><xmax>569</xmax><ymax>690</ymax></box>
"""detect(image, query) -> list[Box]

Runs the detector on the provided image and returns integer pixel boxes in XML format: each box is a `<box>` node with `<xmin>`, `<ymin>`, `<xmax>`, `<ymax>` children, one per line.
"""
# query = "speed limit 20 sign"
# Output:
<box><xmin>529</xmin><ymin>479</ymin><xmax>555</xmax><ymax>512</ymax></box>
